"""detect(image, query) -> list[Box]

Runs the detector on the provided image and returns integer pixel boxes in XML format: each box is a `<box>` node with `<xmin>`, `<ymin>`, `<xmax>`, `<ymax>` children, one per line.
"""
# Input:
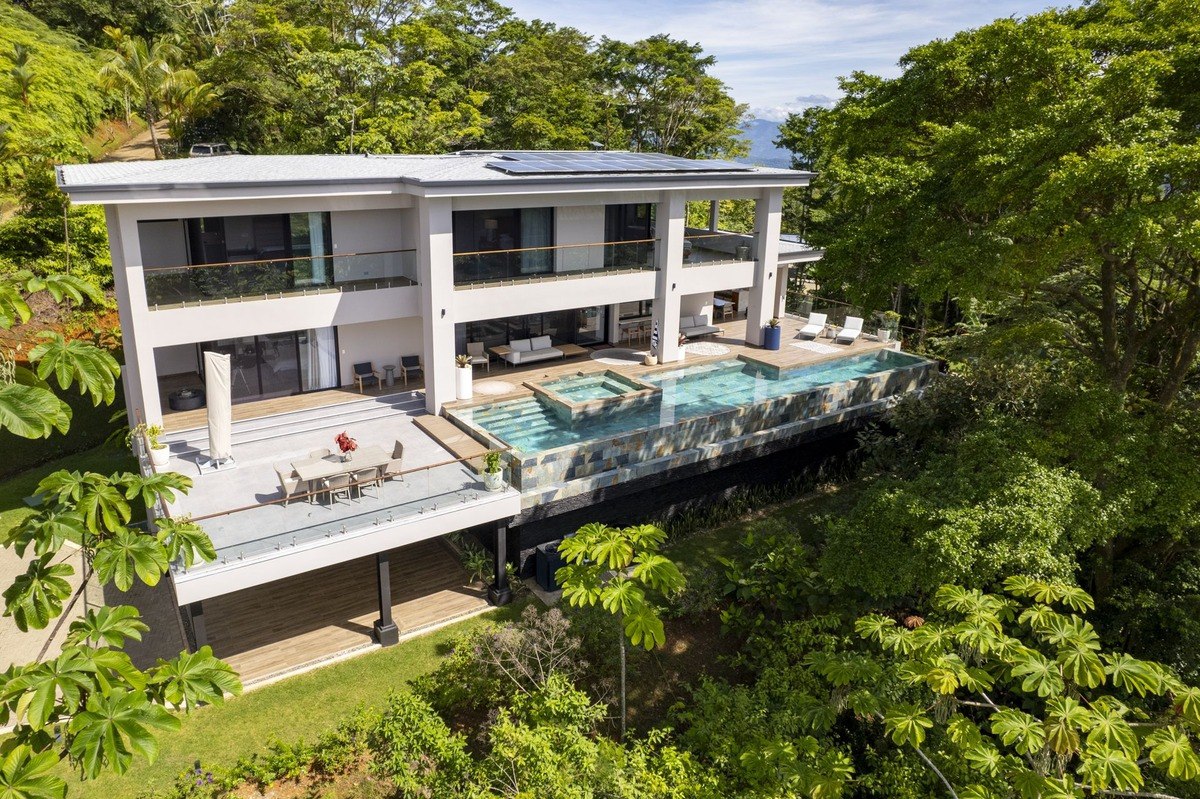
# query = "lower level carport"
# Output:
<box><xmin>194</xmin><ymin>538</ymin><xmax>487</xmax><ymax>684</ymax></box>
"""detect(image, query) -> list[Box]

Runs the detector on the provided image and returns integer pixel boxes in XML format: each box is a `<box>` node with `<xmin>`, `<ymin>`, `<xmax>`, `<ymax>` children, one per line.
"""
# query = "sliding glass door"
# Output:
<box><xmin>202</xmin><ymin>326</ymin><xmax>339</xmax><ymax>403</ymax></box>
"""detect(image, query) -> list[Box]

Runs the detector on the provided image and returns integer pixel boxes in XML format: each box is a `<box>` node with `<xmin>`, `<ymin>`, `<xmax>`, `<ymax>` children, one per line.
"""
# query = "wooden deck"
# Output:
<box><xmin>202</xmin><ymin>538</ymin><xmax>486</xmax><ymax>684</ymax></box>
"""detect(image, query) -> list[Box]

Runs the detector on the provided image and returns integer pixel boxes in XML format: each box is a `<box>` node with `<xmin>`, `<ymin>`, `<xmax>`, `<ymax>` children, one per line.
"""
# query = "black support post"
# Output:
<box><xmin>487</xmin><ymin>521</ymin><xmax>513</xmax><ymax>606</ymax></box>
<box><xmin>188</xmin><ymin>601</ymin><xmax>207</xmax><ymax>651</ymax></box>
<box><xmin>373</xmin><ymin>551</ymin><xmax>399</xmax><ymax>646</ymax></box>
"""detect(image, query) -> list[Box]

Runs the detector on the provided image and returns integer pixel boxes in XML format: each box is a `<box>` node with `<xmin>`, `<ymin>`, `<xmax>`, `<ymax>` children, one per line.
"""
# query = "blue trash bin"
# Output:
<box><xmin>535</xmin><ymin>541</ymin><xmax>567</xmax><ymax>591</ymax></box>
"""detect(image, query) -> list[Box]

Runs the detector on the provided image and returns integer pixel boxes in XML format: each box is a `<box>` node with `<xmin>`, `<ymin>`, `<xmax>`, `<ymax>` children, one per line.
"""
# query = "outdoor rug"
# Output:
<box><xmin>473</xmin><ymin>380</ymin><xmax>518</xmax><ymax>396</ymax></box>
<box><xmin>590</xmin><ymin>348</ymin><xmax>648</xmax><ymax>365</ymax></box>
<box><xmin>791</xmin><ymin>341</ymin><xmax>841</xmax><ymax>354</ymax></box>
<box><xmin>683</xmin><ymin>342</ymin><xmax>731</xmax><ymax>357</ymax></box>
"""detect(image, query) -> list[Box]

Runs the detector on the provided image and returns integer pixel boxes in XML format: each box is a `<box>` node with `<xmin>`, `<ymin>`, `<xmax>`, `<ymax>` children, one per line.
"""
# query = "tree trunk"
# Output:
<box><xmin>619</xmin><ymin>618</ymin><xmax>627</xmax><ymax>740</ymax></box>
<box><xmin>145</xmin><ymin>100</ymin><xmax>163</xmax><ymax>160</ymax></box>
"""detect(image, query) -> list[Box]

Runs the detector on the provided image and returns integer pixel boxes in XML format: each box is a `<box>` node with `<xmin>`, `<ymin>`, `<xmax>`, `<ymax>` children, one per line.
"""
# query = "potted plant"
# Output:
<box><xmin>127</xmin><ymin>422</ymin><xmax>170</xmax><ymax>469</ymax></box>
<box><xmin>878</xmin><ymin>310</ymin><xmax>901</xmax><ymax>343</ymax></box>
<box><xmin>335</xmin><ymin>431</ymin><xmax>357</xmax><ymax>461</ymax></box>
<box><xmin>763</xmin><ymin>317</ymin><xmax>782</xmax><ymax>350</ymax></box>
<box><xmin>455</xmin><ymin>353</ymin><xmax>473</xmax><ymax>400</ymax></box>
<box><xmin>643</xmin><ymin>352</ymin><xmax>658</xmax><ymax>366</ymax></box>
<box><xmin>482</xmin><ymin>450</ymin><xmax>505</xmax><ymax>491</ymax></box>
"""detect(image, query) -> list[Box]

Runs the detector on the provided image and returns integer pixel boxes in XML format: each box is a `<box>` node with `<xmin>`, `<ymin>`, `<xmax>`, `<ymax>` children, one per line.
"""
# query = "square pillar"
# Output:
<box><xmin>417</xmin><ymin>197</ymin><xmax>457</xmax><ymax>414</ymax></box>
<box><xmin>186</xmin><ymin>601</ymin><xmax>207</xmax><ymax>652</ymax></box>
<box><xmin>487</xmin><ymin>521</ymin><xmax>513</xmax><ymax>606</ymax></box>
<box><xmin>744</xmin><ymin>189</ymin><xmax>783</xmax><ymax>346</ymax></box>
<box><xmin>651</xmin><ymin>192</ymin><xmax>686</xmax><ymax>363</ymax></box>
<box><xmin>373</xmin><ymin>551</ymin><xmax>399</xmax><ymax>646</ymax></box>
<box><xmin>107</xmin><ymin>207</ymin><xmax>163</xmax><ymax>427</ymax></box>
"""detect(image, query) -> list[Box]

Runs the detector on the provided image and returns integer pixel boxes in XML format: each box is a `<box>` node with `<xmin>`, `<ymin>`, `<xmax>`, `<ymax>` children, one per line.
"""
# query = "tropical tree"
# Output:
<box><xmin>556</xmin><ymin>522</ymin><xmax>685</xmax><ymax>738</ymax></box>
<box><xmin>850</xmin><ymin>577</ymin><xmax>1200</xmax><ymax>798</ymax></box>
<box><xmin>0</xmin><ymin>272</ymin><xmax>239</xmax><ymax>799</ymax></box>
<box><xmin>97</xmin><ymin>28</ymin><xmax>187</xmax><ymax>158</ymax></box>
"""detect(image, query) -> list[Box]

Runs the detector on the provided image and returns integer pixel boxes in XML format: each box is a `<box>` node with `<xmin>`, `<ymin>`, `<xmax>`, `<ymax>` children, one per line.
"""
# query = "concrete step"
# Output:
<box><xmin>167</xmin><ymin>393</ymin><xmax>425</xmax><ymax>450</ymax></box>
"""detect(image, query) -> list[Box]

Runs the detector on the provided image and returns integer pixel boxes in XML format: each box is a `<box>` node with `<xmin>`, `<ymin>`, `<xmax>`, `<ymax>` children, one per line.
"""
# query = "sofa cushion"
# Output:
<box><xmin>511</xmin><ymin>338</ymin><xmax>532</xmax><ymax>352</ymax></box>
<box><xmin>531</xmin><ymin>335</ymin><xmax>552</xmax><ymax>350</ymax></box>
<box><xmin>694</xmin><ymin>314</ymin><xmax>710</xmax><ymax>327</ymax></box>
<box><xmin>679</xmin><ymin>315</ymin><xmax>695</xmax><ymax>329</ymax></box>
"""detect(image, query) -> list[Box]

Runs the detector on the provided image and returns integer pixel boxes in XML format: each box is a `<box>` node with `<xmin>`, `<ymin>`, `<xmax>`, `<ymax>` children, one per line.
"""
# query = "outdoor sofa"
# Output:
<box><xmin>503</xmin><ymin>336</ymin><xmax>564</xmax><ymax>365</ymax></box>
<box><xmin>679</xmin><ymin>314</ymin><xmax>722</xmax><ymax>338</ymax></box>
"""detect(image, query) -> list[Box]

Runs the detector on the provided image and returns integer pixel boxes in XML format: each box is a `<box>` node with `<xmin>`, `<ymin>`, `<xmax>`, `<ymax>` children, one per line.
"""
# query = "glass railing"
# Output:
<box><xmin>143</xmin><ymin>249</ymin><xmax>418</xmax><ymax>309</ymax></box>
<box><xmin>453</xmin><ymin>239</ymin><xmax>656</xmax><ymax>287</ymax></box>
<box><xmin>170</xmin><ymin>450</ymin><xmax>515</xmax><ymax>574</ymax></box>
<box><xmin>682</xmin><ymin>231</ymin><xmax>758</xmax><ymax>267</ymax></box>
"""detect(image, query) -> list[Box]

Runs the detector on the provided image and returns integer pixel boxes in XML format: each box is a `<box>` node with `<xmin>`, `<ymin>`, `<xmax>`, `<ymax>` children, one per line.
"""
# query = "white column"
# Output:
<box><xmin>605</xmin><ymin>303</ymin><xmax>621</xmax><ymax>344</ymax></box>
<box><xmin>651</xmin><ymin>192</ymin><xmax>686</xmax><ymax>363</ymax></box>
<box><xmin>108</xmin><ymin>207</ymin><xmax>163</xmax><ymax>426</ymax></box>
<box><xmin>744</xmin><ymin>188</ymin><xmax>783</xmax><ymax>346</ymax></box>
<box><xmin>775</xmin><ymin>264</ymin><xmax>790</xmax><ymax>318</ymax></box>
<box><xmin>417</xmin><ymin>197</ymin><xmax>457</xmax><ymax>414</ymax></box>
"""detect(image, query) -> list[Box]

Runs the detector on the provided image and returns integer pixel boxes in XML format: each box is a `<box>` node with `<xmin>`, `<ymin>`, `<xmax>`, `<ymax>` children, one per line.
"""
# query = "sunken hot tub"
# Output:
<box><xmin>524</xmin><ymin>370</ymin><xmax>661</xmax><ymax>424</ymax></box>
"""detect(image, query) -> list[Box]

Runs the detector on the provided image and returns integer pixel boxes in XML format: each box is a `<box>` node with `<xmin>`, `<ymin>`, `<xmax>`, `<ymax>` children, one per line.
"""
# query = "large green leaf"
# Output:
<box><xmin>1057</xmin><ymin>643</ymin><xmax>1106</xmax><ymax>688</ymax></box>
<box><xmin>0</xmin><ymin>745</ymin><xmax>66</xmax><ymax>799</ymax></box>
<box><xmin>1147</xmin><ymin>726</ymin><xmax>1200</xmax><ymax>780</ymax></box>
<box><xmin>29</xmin><ymin>273</ymin><xmax>104</xmax><ymax>307</ymax></box>
<box><xmin>1103</xmin><ymin>652</ymin><xmax>1165</xmax><ymax>697</ymax></box>
<box><xmin>27</xmin><ymin>333</ymin><xmax>120</xmax><ymax>407</ymax></box>
<box><xmin>623</xmin><ymin>605</ymin><xmax>665</xmax><ymax>650</ymax></box>
<box><xmin>990</xmin><ymin>708</ymin><xmax>1046</xmax><ymax>756</ymax></box>
<box><xmin>147</xmin><ymin>646</ymin><xmax>242</xmax><ymax>711</ymax></box>
<box><xmin>67</xmin><ymin>689</ymin><xmax>179</xmax><ymax>778</ymax></box>
<box><xmin>1085</xmin><ymin>705</ymin><xmax>1138</xmax><ymax>759</ymax></box>
<box><xmin>2</xmin><ymin>556</ymin><xmax>74</xmax><ymax>632</ymax></box>
<box><xmin>7</xmin><ymin>510</ymin><xmax>86</xmax><ymax>559</ymax></box>
<box><xmin>92</xmin><ymin>529</ymin><xmax>168</xmax><ymax>590</ymax></box>
<box><xmin>1010</xmin><ymin>651</ymin><xmax>1065</xmax><ymax>697</ymax></box>
<box><xmin>121</xmin><ymin>472</ymin><xmax>192</xmax><ymax>511</ymax></box>
<box><xmin>883</xmin><ymin>705</ymin><xmax>933</xmax><ymax>748</ymax></box>
<box><xmin>630</xmin><ymin>552</ymin><xmax>685</xmax><ymax>595</ymax></box>
<box><xmin>0</xmin><ymin>384</ymin><xmax>71</xmax><ymax>440</ymax></box>
<box><xmin>623</xmin><ymin>523</ymin><xmax>667</xmax><ymax>551</ymax></box>
<box><xmin>1176</xmin><ymin>686</ymin><xmax>1200</xmax><ymax>726</ymax></box>
<box><xmin>74</xmin><ymin>477</ymin><xmax>132</xmax><ymax>537</ymax></box>
<box><xmin>1043</xmin><ymin>696</ymin><xmax>1091</xmax><ymax>755</ymax></box>
<box><xmin>5</xmin><ymin>649</ymin><xmax>95</xmax><ymax>728</ymax></box>
<box><xmin>556</xmin><ymin>563</ymin><xmax>602</xmax><ymax>607</ymax></box>
<box><xmin>589</xmin><ymin>525</ymin><xmax>634</xmax><ymax>570</ymax></box>
<box><xmin>1078</xmin><ymin>747</ymin><xmax>1143</xmax><ymax>792</ymax></box>
<box><xmin>65</xmin><ymin>606</ymin><xmax>148</xmax><ymax>648</ymax></box>
<box><xmin>599</xmin><ymin>576</ymin><xmax>645</xmax><ymax>617</ymax></box>
<box><xmin>154</xmin><ymin>518</ymin><xmax>216</xmax><ymax>570</ymax></box>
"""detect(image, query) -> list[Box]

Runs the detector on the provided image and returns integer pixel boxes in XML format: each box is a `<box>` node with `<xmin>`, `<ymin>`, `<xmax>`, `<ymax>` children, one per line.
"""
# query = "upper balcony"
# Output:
<box><xmin>683</xmin><ymin>230</ymin><xmax>759</xmax><ymax>266</ymax></box>
<box><xmin>143</xmin><ymin>249</ymin><xmax>418</xmax><ymax>310</ymax></box>
<box><xmin>453</xmin><ymin>239</ymin><xmax>657</xmax><ymax>289</ymax></box>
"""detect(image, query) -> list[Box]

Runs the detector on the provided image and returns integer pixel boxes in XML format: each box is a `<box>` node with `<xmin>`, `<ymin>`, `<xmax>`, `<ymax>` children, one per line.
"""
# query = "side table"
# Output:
<box><xmin>383</xmin><ymin>365</ymin><xmax>397</xmax><ymax>387</ymax></box>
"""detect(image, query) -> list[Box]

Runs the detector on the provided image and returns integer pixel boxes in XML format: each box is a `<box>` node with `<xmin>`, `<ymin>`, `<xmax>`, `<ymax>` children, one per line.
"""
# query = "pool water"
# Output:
<box><xmin>455</xmin><ymin>350</ymin><xmax>925</xmax><ymax>454</ymax></box>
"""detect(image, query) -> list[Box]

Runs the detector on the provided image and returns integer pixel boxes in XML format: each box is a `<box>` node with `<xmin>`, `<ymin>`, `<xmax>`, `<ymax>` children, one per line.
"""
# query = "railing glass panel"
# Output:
<box><xmin>682</xmin><ymin>231</ymin><xmax>758</xmax><ymax>267</ymax></box>
<box><xmin>453</xmin><ymin>239</ymin><xmax>656</xmax><ymax>287</ymax></box>
<box><xmin>144</xmin><ymin>249</ymin><xmax>418</xmax><ymax>308</ymax></box>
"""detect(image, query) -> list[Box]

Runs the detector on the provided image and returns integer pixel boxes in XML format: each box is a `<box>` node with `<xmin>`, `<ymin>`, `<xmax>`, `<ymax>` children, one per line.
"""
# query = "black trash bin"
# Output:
<box><xmin>535</xmin><ymin>540</ymin><xmax>567</xmax><ymax>592</ymax></box>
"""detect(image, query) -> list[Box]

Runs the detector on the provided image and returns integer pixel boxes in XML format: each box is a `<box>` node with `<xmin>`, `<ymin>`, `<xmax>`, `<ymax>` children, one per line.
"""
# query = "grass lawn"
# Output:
<box><xmin>65</xmin><ymin>600</ymin><xmax>529</xmax><ymax>799</ymax></box>
<box><xmin>0</xmin><ymin>444</ymin><xmax>137</xmax><ymax>540</ymax></box>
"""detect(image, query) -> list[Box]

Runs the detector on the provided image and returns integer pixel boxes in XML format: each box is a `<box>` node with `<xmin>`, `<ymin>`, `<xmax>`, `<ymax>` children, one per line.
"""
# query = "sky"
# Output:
<box><xmin>501</xmin><ymin>0</ymin><xmax>1056</xmax><ymax>120</ymax></box>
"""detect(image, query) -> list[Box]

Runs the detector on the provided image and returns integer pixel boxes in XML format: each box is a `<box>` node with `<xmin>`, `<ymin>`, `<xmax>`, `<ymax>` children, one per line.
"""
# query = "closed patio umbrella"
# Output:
<box><xmin>202</xmin><ymin>351</ymin><xmax>236</xmax><ymax>470</ymax></box>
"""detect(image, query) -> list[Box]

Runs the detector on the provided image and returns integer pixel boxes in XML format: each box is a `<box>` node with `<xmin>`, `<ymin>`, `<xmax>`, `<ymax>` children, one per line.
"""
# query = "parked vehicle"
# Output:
<box><xmin>189</xmin><ymin>142</ymin><xmax>236</xmax><ymax>157</ymax></box>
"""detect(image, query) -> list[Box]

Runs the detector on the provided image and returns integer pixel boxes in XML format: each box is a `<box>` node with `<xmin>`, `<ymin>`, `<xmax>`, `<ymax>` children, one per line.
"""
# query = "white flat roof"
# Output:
<box><xmin>56</xmin><ymin>151</ymin><xmax>814</xmax><ymax>199</ymax></box>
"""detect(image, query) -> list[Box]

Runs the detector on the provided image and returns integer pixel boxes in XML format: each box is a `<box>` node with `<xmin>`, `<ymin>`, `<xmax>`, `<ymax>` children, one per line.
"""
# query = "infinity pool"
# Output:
<box><xmin>455</xmin><ymin>350</ymin><xmax>925</xmax><ymax>454</ymax></box>
<box><xmin>542</xmin><ymin>372</ymin><xmax>640</xmax><ymax>401</ymax></box>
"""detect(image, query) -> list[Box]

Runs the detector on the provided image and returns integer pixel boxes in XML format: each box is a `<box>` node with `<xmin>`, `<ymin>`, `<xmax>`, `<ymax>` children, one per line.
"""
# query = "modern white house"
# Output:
<box><xmin>57</xmin><ymin>151</ymin><xmax>931</xmax><ymax>679</ymax></box>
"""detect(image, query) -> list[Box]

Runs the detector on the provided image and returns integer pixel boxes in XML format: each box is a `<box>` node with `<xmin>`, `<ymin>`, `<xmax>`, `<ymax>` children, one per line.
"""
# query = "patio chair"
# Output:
<box><xmin>400</xmin><ymin>355</ymin><xmax>423</xmax><ymax>385</ymax></box>
<box><xmin>352</xmin><ymin>362</ymin><xmax>381</xmax><ymax>393</ymax></box>
<box><xmin>798</xmin><ymin>312</ymin><xmax>827</xmax><ymax>339</ymax></box>
<box><xmin>383</xmin><ymin>441</ymin><xmax>404</xmax><ymax>481</ymax></box>
<box><xmin>352</xmin><ymin>466</ymin><xmax>379</xmax><ymax>498</ymax></box>
<box><xmin>322</xmin><ymin>473</ymin><xmax>352</xmax><ymax>505</ymax></box>
<box><xmin>309</xmin><ymin>448</ymin><xmax>331</xmax><ymax>459</ymax></box>
<box><xmin>466</xmin><ymin>342</ymin><xmax>490</xmax><ymax>372</ymax></box>
<box><xmin>273</xmin><ymin>462</ymin><xmax>309</xmax><ymax>506</ymax></box>
<box><xmin>836</xmin><ymin>316</ymin><xmax>863</xmax><ymax>344</ymax></box>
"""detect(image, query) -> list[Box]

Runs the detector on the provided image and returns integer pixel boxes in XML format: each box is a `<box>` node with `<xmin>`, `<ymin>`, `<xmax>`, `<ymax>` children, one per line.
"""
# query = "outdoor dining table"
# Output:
<box><xmin>291</xmin><ymin>444</ymin><xmax>390</xmax><ymax>483</ymax></box>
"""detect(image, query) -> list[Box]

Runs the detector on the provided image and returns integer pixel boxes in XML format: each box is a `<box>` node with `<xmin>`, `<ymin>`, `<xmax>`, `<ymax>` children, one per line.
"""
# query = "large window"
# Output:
<box><xmin>201</xmin><ymin>327</ymin><xmax>339</xmax><ymax>403</ymax></box>
<box><xmin>185</xmin><ymin>213</ymin><xmax>331</xmax><ymax>267</ymax></box>
<box><xmin>452</xmin><ymin>207</ymin><xmax>555</xmax><ymax>283</ymax></box>
<box><xmin>455</xmin><ymin>306</ymin><xmax>608</xmax><ymax>352</ymax></box>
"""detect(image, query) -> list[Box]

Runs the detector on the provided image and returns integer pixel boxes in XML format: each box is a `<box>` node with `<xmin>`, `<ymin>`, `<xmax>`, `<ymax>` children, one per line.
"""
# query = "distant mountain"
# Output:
<box><xmin>737</xmin><ymin>118</ymin><xmax>792</xmax><ymax>168</ymax></box>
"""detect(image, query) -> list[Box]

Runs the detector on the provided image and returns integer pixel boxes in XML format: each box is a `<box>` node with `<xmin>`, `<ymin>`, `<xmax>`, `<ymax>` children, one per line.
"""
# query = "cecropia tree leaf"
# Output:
<box><xmin>67</xmin><ymin>689</ymin><xmax>179</xmax><ymax>778</ymax></box>
<box><xmin>92</xmin><ymin>529</ymin><xmax>168</xmax><ymax>591</ymax></box>
<box><xmin>2</xmin><ymin>556</ymin><xmax>74</xmax><ymax>632</ymax></box>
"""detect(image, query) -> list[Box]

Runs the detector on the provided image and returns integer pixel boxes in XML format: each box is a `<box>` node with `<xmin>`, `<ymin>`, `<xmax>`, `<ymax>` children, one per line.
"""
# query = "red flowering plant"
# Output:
<box><xmin>335</xmin><ymin>431</ymin><xmax>358</xmax><ymax>454</ymax></box>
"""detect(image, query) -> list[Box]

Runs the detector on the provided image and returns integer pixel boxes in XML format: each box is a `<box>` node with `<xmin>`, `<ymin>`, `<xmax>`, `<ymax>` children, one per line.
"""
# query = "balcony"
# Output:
<box><xmin>453</xmin><ymin>239</ymin><xmax>656</xmax><ymax>288</ymax></box>
<box><xmin>683</xmin><ymin>230</ymin><xmax>758</xmax><ymax>266</ymax></box>
<box><xmin>143</xmin><ymin>249</ymin><xmax>418</xmax><ymax>309</ymax></box>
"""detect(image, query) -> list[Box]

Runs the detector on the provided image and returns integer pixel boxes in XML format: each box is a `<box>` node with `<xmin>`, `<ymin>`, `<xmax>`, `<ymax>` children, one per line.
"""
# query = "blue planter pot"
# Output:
<box><xmin>763</xmin><ymin>325</ymin><xmax>782</xmax><ymax>350</ymax></box>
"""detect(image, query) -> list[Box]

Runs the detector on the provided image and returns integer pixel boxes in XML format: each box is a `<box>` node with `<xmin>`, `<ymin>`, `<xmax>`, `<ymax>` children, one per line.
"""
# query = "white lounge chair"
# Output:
<box><xmin>466</xmin><ymin>342</ymin><xmax>490</xmax><ymax>372</ymax></box>
<box><xmin>836</xmin><ymin>316</ymin><xmax>863</xmax><ymax>344</ymax></box>
<box><xmin>798</xmin><ymin>312</ymin><xmax>827</xmax><ymax>339</ymax></box>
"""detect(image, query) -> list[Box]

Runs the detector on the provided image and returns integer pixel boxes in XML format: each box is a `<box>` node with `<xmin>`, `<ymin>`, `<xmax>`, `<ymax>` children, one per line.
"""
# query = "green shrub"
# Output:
<box><xmin>367</xmin><ymin>690</ymin><xmax>475</xmax><ymax>796</ymax></box>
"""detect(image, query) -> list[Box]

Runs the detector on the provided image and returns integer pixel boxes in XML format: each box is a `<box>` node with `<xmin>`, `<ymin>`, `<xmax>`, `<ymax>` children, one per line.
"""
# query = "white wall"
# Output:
<box><xmin>335</xmin><ymin>317</ymin><xmax>424</xmax><ymax>385</ymax></box>
<box><xmin>138</xmin><ymin>220</ymin><xmax>188</xmax><ymax>268</ymax></box>
<box><xmin>553</xmin><ymin>205</ymin><xmax>605</xmax><ymax>272</ymax></box>
<box><xmin>681</xmin><ymin>292</ymin><xmax>714</xmax><ymax>324</ymax></box>
<box><xmin>453</xmin><ymin>271</ymin><xmax>656</xmax><ymax>323</ymax></box>
<box><xmin>154</xmin><ymin>343</ymin><xmax>199</xmax><ymax>376</ymax></box>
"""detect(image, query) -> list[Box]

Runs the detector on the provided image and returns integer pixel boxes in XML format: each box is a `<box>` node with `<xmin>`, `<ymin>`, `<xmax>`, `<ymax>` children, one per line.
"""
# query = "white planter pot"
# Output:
<box><xmin>455</xmin><ymin>365</ymin><xmax>473</xmax><ymax>400</ymax></box>
<box><xmin>149</xmin><ymin>446</ymin><xmax>170</xmax><ymax>469</ymax></box>
<box><xmin>643</xmin><ymin>353</ymin><xmax>658</xmax><ymax>366</ymax></box>
<box><xmin>877</xmin><ymin>328</ymin><xmax>891</xmax><ymax>343</ymax></box>
<box><xmin>483</xmin><ymin>470</ymin><xmax>504</xmax><ymax>491</ymax></box>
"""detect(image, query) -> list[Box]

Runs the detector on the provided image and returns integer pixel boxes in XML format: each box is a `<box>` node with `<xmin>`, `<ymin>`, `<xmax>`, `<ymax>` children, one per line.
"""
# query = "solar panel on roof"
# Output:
<box><xmin>484</xmin><ymin>151</ymin><xmax>754</xmax><ymax>176</ymax></box>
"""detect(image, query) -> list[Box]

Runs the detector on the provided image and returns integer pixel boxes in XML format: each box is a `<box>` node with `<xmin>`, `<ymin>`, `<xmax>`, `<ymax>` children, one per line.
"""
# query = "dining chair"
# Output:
<box><xmin>352</xmin><ymin>362</ymin><xmax>380</xmax><ymax>393</ymax></box>
<box><xmin>273</xmin><ymin>462</ymin><xmax>308</xmax><ymax>506</ymax></box>
<box><xmin>322</xmin><ymin>473</ymin><xmax>352</xmax><ymax>505</ymax></box>
<box><xmin>309</xmin><ymin>448</ymin><xmax>331</xmax><ymax>459</ymax></box>
<box><xmin>352</xmin><ymin>466</ymin><xmax>379</xmax><ymax>498</ymax></box>
<box><xmin>384</xmin><ymin>441</ymin><xmax>404</xmax><ymax>482</ymax></box>
<box><xmin>400</xmin><ymin>355</ymin><xmax>423</xmax><ymax>385</ymax></box>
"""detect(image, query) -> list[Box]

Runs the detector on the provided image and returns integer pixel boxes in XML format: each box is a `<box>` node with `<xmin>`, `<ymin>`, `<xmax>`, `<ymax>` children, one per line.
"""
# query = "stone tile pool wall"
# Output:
<box><xmin>494</xmin><ymin>356</ymin><xmax>935</xmax><ymax>493</ymax></box>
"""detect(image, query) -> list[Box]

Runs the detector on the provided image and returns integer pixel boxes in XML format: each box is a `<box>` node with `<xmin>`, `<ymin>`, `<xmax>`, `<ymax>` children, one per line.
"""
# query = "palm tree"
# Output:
<box><xmin>98</xmin><ymin>28</ymin><xmax>185</xmax><ymax>159</ymax></box>
<box><xmin>162</xmin><ymin>72</ymin><xmax>221</xmax><ymax>143</ymax></box>
<box><xmin>9</xmin><ymin>43</ymin><xmax>34</xmax><ymax>105</ymax></box>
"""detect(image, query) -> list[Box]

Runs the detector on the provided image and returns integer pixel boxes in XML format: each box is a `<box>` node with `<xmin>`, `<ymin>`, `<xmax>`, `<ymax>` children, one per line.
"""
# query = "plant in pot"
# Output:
<box><xmin>335</xmin><ymin>431</ymin><xmax>357</xmax><ymax>461</ymax></box>
<box><xmin>878</xmin><ymin>310</ymin><xmax>901</xmax><ymax>343</ymax></box>
<box><xmin>482</xmin><ymin>450</ymin><xmax>505</xmax><ymax>491</ymax></box>
<box><xmin>455</xmin><ymin>353</ymin><xmax>473</xmax><ymax>400</ymax></box>
<box><xmin>763</xmin><ymin>317</ymin><xmax>782</xmax><ymax>350</ymax></box>
<box><xmin>129</xmin><ymin>423</ymin><xmax>170</xmax><ymax>469</ymax></box>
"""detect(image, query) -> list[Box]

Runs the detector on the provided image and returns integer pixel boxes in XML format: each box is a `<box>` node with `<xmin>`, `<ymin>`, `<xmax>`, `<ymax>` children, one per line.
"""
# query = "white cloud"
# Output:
<box><xmin>502</xmin><ymin>0</ymin><xmax>1052</xmax><ymax>108</ymax></box>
